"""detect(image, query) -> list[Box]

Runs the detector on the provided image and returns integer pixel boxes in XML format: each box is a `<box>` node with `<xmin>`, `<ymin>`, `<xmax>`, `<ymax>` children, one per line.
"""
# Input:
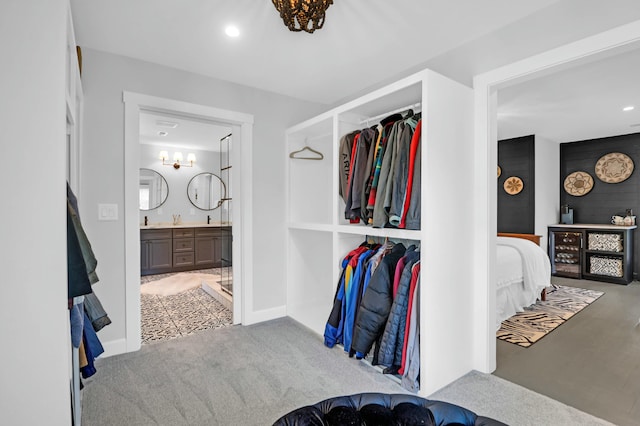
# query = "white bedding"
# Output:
<box><xmin>496</xmin><ymin>236</ymin><xmax>551</xmax><ymax>330</ymax></box>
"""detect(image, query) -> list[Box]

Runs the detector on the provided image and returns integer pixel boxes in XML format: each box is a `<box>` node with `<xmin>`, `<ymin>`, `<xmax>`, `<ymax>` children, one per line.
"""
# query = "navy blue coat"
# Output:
<box><xmin>350</xmin><ymin>243</ymin><xmax>406</xmax><ymax>360</ymax></box>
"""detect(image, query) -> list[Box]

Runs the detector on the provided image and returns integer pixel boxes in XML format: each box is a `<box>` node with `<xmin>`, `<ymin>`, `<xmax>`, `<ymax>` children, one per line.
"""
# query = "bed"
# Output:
<box><xmin>496</xmin><ymin>233</ymin><xmax>551</xmax><ymax>330</ymax></box>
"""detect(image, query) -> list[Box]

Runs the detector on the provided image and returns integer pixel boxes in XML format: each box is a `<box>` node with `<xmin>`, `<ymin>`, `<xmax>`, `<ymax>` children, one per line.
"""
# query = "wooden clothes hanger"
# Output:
<box><xmin>289</xmin><ymin>146</ymin><xmax>324</xmax><ymax>160</ymax></box>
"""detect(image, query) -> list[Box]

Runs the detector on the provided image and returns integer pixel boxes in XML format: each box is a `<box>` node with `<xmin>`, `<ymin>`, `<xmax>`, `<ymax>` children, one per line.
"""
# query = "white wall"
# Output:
<box><xmin>139</xmin><ymin>145</ymin><xmax>226</xmax><ymax>225</ymax></box>
<box><xmin>535</xmin><ymin>136</ymin><xmax>560</xmax><ymax>251</ymax></box>
<box><xmin>0</xmin><ymin>1</ymin><xmax>72</xmax><ymax>425</ymax></box>
<box><xmin>79</xmin><ymin>48</ymin><xmax>325</xmax><ymax>347</ymax></box>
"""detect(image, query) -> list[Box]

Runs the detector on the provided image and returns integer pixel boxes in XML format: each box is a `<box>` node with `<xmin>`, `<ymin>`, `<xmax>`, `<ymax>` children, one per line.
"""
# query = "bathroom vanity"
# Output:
<box><xmin>140</xmin><ymin>224</ymin><xmax>232</xmax><ymax>275</ymax></box>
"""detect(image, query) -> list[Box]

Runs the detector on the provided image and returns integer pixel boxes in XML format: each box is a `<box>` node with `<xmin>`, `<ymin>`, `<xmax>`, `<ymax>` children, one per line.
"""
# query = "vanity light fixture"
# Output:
<box><xmin>272</xmin><ymin>0</ymin><xmax>333</xmax><ymax>33</ymax></box>
<box><xmin>159</xmin><ymin>150</ymin><xmax>196</xmax><ymax>169</ymax></box>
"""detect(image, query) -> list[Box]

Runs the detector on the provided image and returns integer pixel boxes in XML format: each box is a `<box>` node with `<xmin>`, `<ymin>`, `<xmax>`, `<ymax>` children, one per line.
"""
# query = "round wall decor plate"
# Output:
<box><xmin>564</xmin><ymin>171</ymin><xmax>594</xmax><ymax>196</ymax></box>
<box><xmin>497</xmin><ymin>165</ymin><xmax>501</xmax><ymax>178</ymax></box>
<box><xmin>595</xmin><ymin>152</ymin><xmax>634</xmax><ymax>183</ymax></box>
<box><xmin>503</xmin><ymin>176</ymin><xmax>523</xmax><ymax>195</ymax></box>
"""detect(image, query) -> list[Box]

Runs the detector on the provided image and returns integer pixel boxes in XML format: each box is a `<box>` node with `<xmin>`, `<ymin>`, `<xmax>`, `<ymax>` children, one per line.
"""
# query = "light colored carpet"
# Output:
<box><xmin>497</xmin><ymin>285</ymin><xmax>604</xmax><ymax>347</ymax></box>
<box><xmin>140</xmin><ymin>272</ymin><xmax>217</xmax><ymax>296</ymax></box>
<box><xmin>82</xmin><ymin>317</ymin><xmax>612</xmax><ymax>425</ymax></box>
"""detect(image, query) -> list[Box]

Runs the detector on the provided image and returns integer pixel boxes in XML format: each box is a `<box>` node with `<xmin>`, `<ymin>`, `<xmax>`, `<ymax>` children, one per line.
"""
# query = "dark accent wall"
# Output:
<box><xmin>560</xmin><ymin>132</ymin><xmax>640</xmax><ymax>275</ymax></box>
<box><xmin>498</xmin><ymin>135</ymin><xmax>535</xmax><ymax>234</ymax></box>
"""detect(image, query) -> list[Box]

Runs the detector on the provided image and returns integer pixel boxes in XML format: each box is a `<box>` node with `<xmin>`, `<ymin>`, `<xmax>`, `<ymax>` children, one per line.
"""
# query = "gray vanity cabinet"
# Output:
<box><xmin>194</xmin><ymin>227</ymin><xmax>221</xmax><ymax>267</ymax></box>
<box><xmin>141</xmin><ymin>226</ymin><xmax>232</xmax><ymax>275</ymax></box>
<box><xmin>140</xmin><ymin>229</ymin><xmax>173</xmax><ymax>275</ymax></box>
<box><xmin>194</xmin><ymin>226</ymin><xmax>232</xmax><ymax>267</ymax></box>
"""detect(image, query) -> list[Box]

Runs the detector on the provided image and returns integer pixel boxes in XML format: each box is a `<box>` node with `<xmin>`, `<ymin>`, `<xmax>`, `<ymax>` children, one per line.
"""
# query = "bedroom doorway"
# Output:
<box><xmin>474</xmin><ymin>20</ymin><xmax>640</xmax><ymax>426</ymax></box>
<box><xmin>474</xmin><ymin>21</ymin><xmax>640</xmax><ymax>374</ymax></box>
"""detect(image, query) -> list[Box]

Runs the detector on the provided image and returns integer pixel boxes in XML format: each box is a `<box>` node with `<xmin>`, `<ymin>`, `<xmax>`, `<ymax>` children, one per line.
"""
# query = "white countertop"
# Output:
<box><xmin>548</xmin><ymin>223</ymin><xmax>637</xmax><ymax>230</ymax></box>
<box><xmin>141</xmin><ymin>222</ymin><xmax>231</xmax><ymax>229</ymax></box>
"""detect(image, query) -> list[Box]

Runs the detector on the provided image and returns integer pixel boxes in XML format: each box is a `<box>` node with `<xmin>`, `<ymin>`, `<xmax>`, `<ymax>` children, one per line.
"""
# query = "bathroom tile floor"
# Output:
<box><xmin>141</xmin><ymin>268</ymin><xmax>233</xmax><ymax>344</ymax></box>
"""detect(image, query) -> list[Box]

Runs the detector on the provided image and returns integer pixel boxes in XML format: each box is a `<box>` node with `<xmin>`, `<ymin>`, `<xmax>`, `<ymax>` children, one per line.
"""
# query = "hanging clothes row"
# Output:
<box><xmin>339</xmin><ymin>111</ymin><xmax>422</xmax><ymax>230</ymax></box>
<box><xmin>323</xmin><ymin>238</ymin><xmax>421</xmax><ymax>391</ymax></box>
<box><xmin>67</xmin><ymin>183</ymin><xmax>110</xmax><ymax>379</ymax></box>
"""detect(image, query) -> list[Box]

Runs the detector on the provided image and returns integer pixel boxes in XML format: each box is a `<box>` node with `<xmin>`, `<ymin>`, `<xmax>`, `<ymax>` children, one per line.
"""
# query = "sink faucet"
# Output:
<box><xmin>207</xmin><ymin>215</ymin><xmax>211</xmax><ymax>224</ymax></box>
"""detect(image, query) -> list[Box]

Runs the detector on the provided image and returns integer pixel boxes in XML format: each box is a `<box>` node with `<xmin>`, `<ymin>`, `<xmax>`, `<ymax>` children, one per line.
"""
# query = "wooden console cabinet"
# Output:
<box><xmin>548</xmin><ymin>224</ymin><xmax>636</xmax><ymax>285</ymax></box>
<box><xmin>141</xmin><ymin>226</ymin><xmax>231</xmax><ymax>275</ymax></box>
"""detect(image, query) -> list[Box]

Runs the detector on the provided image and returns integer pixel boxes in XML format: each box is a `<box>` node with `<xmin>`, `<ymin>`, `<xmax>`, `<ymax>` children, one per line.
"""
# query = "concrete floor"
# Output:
<box><xmin>495</xmin><ymin>276</ymin><xmax>640</xmax><ymax>426</ymax></box>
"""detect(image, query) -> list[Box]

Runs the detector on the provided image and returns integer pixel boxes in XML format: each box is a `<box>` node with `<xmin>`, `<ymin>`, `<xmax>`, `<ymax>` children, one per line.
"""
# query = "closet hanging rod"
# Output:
<box><xmin>359</xmin><ymin>102</ymin><xmax>422</xmax><ymax>125</ymax></box>
<box><xmin>296</xmin><ymin>131</ymin><xmax>333</xmax><ymax>142</ymax></box>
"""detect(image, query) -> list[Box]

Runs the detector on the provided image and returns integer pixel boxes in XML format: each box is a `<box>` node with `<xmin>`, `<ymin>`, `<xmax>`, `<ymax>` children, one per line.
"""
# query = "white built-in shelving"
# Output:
<box><xmin>285</xmin><ymin>69</ymin><xmax>476</xmax><ymax>395</ymax></box>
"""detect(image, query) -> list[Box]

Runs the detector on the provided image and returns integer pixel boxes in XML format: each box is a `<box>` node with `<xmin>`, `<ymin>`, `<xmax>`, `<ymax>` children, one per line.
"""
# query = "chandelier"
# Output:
<box><xmin>272</xmin><ymin>0</ymin><xmax>334</xmax><ymax>33</ymax></box>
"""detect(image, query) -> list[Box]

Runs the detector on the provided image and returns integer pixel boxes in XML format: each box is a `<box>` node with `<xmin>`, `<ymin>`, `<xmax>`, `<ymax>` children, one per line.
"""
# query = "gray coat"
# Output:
<box><xmin>377</xmin><ymin>248</ymin><xmax>420</xmax><ymax>367</ymax></box>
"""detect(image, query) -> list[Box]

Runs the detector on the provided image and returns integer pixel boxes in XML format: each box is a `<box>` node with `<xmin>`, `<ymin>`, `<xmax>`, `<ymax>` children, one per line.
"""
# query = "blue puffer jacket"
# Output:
<box><xmin>350</xmin><ymin>243</ymin><xmax>406</xmax><ymax>360</ymax></box>
<box><xmin>377</xmin><ymin>249</ymin><xmax>420</xmax><ymax>368</ymax></box>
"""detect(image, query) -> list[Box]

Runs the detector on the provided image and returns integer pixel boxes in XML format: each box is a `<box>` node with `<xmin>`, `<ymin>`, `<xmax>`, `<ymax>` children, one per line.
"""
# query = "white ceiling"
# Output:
<box><xmin>139</xmin><ymin>111</ymin><xmax>231</xmax><ymax>152</ymax></box>
<box><xmin>71</xmin><ymin>0</ymin><xmax>640</xmax><ymax>144</ymax></box>
<box><xmin>70</xmin><ymin>0</ymin><xmax>563</xmax><ymax>104</ymax></box>
<box><xmin>498</xmin><ymin>46</ymin><xmax>640</xmax><ymax>143</ymax></box>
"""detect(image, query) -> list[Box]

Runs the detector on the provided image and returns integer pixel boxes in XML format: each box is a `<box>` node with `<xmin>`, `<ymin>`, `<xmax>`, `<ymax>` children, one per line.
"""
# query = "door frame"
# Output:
<box><xmin>472</xmin><ymin>20</ymin><xmax>640</xmax><ymax>373</ymax></box>
<box><xmin>123</xmin><ymin>92</ymin><xmax>254</xmax><ymax>352</ymax></box>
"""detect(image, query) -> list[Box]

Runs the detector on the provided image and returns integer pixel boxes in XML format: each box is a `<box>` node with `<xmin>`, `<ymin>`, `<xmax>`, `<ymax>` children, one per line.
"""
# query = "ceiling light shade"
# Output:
<box><xmin>272</xmin><ymin>0</ymin><xmax>333</xmax><ymax>33</ymax></box>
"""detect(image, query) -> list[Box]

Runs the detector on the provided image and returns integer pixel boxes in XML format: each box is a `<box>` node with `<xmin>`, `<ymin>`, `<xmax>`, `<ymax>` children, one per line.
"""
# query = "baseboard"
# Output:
<box><xmin>101</xmin><ymin>338</ymin><xmax>128</xmax><ymax>358</ymax></box>
<box><xmin>244</xmin><ymin>305</ymin><xmax>286</xmax><ymax>325</ymax></box>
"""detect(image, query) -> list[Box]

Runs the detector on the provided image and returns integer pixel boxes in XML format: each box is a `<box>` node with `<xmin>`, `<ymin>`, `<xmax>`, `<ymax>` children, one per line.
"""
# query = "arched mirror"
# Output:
<box><xmin>187</xmin><ymin>172</ymin><xmax>226</xmax><ymax>211</ymax></box>
<box><xmin>139</xmin><ymin>168</ymin><xmax>169</xmax><ymax>210</ymax></box>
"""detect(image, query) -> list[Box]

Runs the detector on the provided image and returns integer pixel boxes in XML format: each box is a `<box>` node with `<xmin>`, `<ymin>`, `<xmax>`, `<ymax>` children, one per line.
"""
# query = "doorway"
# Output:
<box><xmin>475</xmin><ymin>21</ymin><xmax>640</xmax><ymax>374</ymax></box>
<box><xmin>138</xmin><ymin>111</ymin><xmax>234</xmax><ymax>343</ymax></box>
<box><xmin>123</xmin><ymin>92</ymin><xmax>254</xmax><ymax>352</ymax></box>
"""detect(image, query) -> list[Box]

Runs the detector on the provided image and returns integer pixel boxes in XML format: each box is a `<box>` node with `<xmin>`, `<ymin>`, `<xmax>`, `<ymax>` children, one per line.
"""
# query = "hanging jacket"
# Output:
<box><xmin>366</xmin><ymin>122</ymin><xmax>395</xmax><ymax>223</ymax></box>
<box><xmin>401</xmin><ymin>278</ymin><xmax>420</xmax><ymax>392</ymax></box>
<box><xmin>343</xmin><ymin>248</ymin><xmax>377</xmax><ymax>354</ymax></box>
<box><xmin>389</xmin><ymin>116</ymin><xmax>418</xmax><ymax>227</ymax></box>
<box><xmin>345</xmin><ymin>129</ymin><xmax>375</xmax><ymax>221</ymax></box>
<box><xmin>399</xmin><ymin>120</ymin><xmax>422</xmax><ymax>230</ymax></box>
<box><xmin>377</xmin><ymin>249</ymin><xmax>420</xmax><ymax>368</ymax></box>
<box><xmin>372</xmin><ymin>121</ymin><xmax>402</xmax><ymax>227</ymax></box>
<box><xmin>324</xmin><ymin>246</ymin><xmax>368</xmax><ymax>348</ymax></box>
<box><xmin>351</xmin><ymin>243</ymin><xmax>406</xmax><ymax>360</ymax></box>
<box><xmin>339</xmin><ymin>131</ymin><xmax>359</xmax><ymax>202</ymax></box>
<box><xmin>399</xmin><ymin>261</ymin><xmax>420</xmax><ymax>375</ymax></box>
<box><xmin>360</xmin><ymin>127</ymin><xmax>381</xmax><ymax>223</ymax></box>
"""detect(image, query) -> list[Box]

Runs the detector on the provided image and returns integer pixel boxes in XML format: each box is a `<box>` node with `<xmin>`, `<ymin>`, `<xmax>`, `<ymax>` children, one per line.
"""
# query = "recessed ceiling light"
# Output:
<box><xmin>225</xmin><ymin>25</ymin><xmax>240</xmax><ymax>38</ymax></box>
<box><xmin>623</xmin><ymin>106</ymin><xmax>635</xmax><ymax>112</ymax></box>
<box><xmin>158</xmin><ymin>131</ymin><xmax>168</xmax><ymax>137</ymax></box>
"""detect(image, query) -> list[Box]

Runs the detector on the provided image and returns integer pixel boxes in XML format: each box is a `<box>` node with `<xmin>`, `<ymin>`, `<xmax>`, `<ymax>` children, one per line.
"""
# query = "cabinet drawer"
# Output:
<box><xmin>141</xmin><ymin>229</ymin><xmax>172</xmax><ymax>240</ymax></box>
<box><xmin>173</xmin><ymin>252</ymin><xmax>194</xmax><ymax>267</ymax></box>
<box><xmin>173</xmin><ymin>228</ymin><xmax>194</xmax><ymax>238</ymax></box>
<box><xmin>173</xmin><ymin>238</ymin><xmax>194</xmax><ymax>253</ymax></box>
<box><xmin>588</xmin><ymin>233</ymin><xmax>623</xmax><ymax>252</ymax></box>
<box><xmin>589</xmin><ymin>256</ymin><xmax>623</xmax><ymax>277</ymax></box>
<box><xmin>195</xmin><ymin>227</ymin><xmax>220</xmax><ymax>238</ymax></box>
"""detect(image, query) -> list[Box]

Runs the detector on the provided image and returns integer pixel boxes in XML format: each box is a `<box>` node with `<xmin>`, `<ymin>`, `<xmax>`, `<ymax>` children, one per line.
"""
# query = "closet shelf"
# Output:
<box><xmin>335</xmin><ymin>225</ymin><xmax>420</xmax><ymax>240</ymax></box>
<box><xmin>288</xmin><ymin>222</ymin><xmax>334</xmax><ymax>233</ymax></box>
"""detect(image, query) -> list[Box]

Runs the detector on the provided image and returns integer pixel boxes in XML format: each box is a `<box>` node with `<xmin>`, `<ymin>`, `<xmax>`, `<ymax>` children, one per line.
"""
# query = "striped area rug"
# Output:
<box><xmin>497</xmin><ymin>285</ymin><xmax>604</xmax><ymax>347</ymax></box>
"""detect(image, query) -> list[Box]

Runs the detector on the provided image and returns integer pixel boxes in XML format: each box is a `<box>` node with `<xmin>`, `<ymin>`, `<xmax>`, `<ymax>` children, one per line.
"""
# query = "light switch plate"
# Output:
<box><xmin>98</xmin><ymin>204</ymin><xmax>118</xmax><ymax>221</ymax></box>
